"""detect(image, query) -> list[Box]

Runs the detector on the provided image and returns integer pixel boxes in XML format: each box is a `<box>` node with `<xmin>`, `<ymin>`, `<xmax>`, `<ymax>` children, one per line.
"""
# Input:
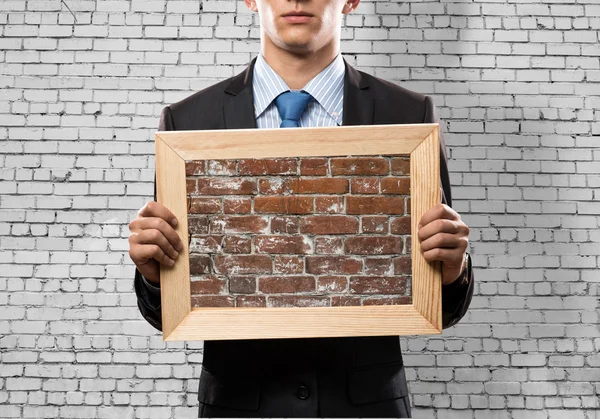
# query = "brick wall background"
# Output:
<box><xmin>0</xmin><ymin>0</ymin><xmax>599</xmax><ymax>418</ymax></box>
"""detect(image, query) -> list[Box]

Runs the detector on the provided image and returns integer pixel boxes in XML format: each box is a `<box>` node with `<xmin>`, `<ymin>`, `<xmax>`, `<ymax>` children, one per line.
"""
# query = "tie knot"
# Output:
<box><xmin>274</xmin><ymin>91</ymin><xmax>313</xmax><ymax>128</ymax></box>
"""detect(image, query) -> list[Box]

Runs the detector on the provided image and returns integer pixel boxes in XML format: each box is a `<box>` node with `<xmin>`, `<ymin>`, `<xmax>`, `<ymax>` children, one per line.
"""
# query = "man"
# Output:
<box><xmin>129</xmin><ymin>0</ymin><xmax>474</xmax><ymax>417</ymax></box>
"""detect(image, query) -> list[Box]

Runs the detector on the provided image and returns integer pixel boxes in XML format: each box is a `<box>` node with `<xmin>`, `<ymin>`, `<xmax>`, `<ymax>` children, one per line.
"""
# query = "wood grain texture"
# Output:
<box><xmin>165</xmin><ymin>305</ymin><xmax>440</xmax><ymax>341</ymax></box>
<box><xmin>156</xmin><ymin>125</ymin><xmax>442</xmax><ymax>341</ymax></box>
<box><xmin>157</xmin><ymin>124</ymin><xmax>438</xmax><ymax>161</ymax></box>
<box><xmin>410</xmin><ymin>127</ymin><xmax>442</xmax><ymax>332</ymax></box>
<box><xmin>155</xmin><ymin>134</ymin><xmax>192</xmax><ymax>339</ymax></box>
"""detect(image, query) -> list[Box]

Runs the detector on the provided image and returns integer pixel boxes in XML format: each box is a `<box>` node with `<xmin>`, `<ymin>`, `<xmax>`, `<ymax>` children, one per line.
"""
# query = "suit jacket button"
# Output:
<box><xmin>297</xmin><ymin>385</ymin><xmax>310</xmax><ymax>400</ymax></box>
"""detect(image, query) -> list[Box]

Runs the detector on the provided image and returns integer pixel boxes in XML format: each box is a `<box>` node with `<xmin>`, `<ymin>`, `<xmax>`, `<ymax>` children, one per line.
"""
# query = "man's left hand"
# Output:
<box><xmin>417</xmin><ymin>204</ymin><xmax>470</xmax><ymax>285</ymax></box>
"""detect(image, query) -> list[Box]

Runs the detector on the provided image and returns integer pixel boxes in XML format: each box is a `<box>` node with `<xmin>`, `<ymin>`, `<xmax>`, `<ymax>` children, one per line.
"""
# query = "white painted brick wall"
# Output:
<box><xmin>1</xmin><ymin>0</ymin><xmax>599</xmax><ymax>418</ymax></box>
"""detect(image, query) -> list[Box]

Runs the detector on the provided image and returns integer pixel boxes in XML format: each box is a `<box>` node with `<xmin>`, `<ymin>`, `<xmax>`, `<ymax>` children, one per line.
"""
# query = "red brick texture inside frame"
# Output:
<box><xmin>185</xmin><ymin>156</ymin><xmax>413</xmax><ymax>309</ymax></box>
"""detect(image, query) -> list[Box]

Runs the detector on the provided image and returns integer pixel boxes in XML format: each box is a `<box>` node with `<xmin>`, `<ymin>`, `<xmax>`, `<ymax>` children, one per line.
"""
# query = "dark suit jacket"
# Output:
<box><xmin>134</xmin><ymin>58</ymin><xmax>475</xmax><ymax>418</ymax></box>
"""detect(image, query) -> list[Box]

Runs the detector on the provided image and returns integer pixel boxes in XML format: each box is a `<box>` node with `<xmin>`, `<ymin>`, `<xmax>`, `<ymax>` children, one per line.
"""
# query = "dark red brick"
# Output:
<box><xmin>299</xmin><ymin>215</ymin><xmax>359</xmax><ymax>235</ymax></box>
<box><xmin>364</xmin><ymin>258</ymin><xmax>394</xmax><ymax>275</ymax></box>
<box><xmin>349</xmin><ymin>276</ymin><xmax>407</xmax><ymax>294</ymax></box>
<box><xmin>346</xmin><ymin>196</ymin><xmax>405</xmax><ymax>215</ymax></box>
<box><xmin>188</xmin><ymin>216</ymin><xmax>209</xmax><ymax>235</ymax></box>
<box><xmin>344</xmin><ymin>237</ymin><xmax>403</xmax><ymax>255</ymax></box>
<box><xmin>254</xmin><ymin>235</ymin><xmax>312</xmax><ymax>254</ymax></box>
<box><xmin>223</xmin><ymin>197</ymin><xmax>251</xmax><ymax>214</ymax></box>
<box><xmin>390</xmin><ymin>216</ymin><xmax>411</xmax><ymax>235</ymax></box>
<box><xmin>213</xmin><ymin>255</ymin><xmax>272</xmax><ymax>275</ymax></box>
<box><xmin>189</xmin><ymin>235</ymin><xmax>222</xmax><ymax>253</ymax></box>
<box><xmin>331</xmin><ymin>296</ymin><xmax>362</xmax><ymax>306</ymax></box>
<box><xmin>189</xmin><ymin>197</ymin><xmax>222</xmax><ymax>214</ymax></box>
<box><xmin>287</xmin><ymin>178</ymin><xmax>348</xmax><ymax>194</ymax></box>
<box><xmin>192</xmin><ymin>295</ymin><xmax>235</xmax><ymax>307</ymax></box>
<box><xmin>197</xmin><ymin>177</ymin><xmax>256</xmax><ymax>195</ymax></box>
<box><xmin>267</xmin><ymin>295</ymin><xmax>329</xmax><ymax>307</ymax></box>
<box><xmin>331</xmin><ymin>157</ymin><xmax>389</xmax><ymax>176</ymax></box>
<box><xmin>393</xmin><ymin>256</ymin><xmax>411</xmax><ymax>275</ymax></box>
<box><xmin>381</xmin><ymin>177</ymin><xmax>410</xmax><ymax>195</ymax></box>
<box><xmin>315</xmin><ymin>196</ymin><xmax>344</xmax><ymax>214</ymax></box>
<box><xmin>207</xmin><ymin>160</ymin><xmax>237</xmax><ymax>175</ymax></box>
<box><xmin>363</xmin><ymin>296</ymin><xmax>411</xmax><ymax>305</ymax></box>
<box><xmin>361</xmin><ymin>216</ymin><xmax>389</xmax><ymax>233</ymax></box>
<box><xmin>186</xmin><ymin>179</ymin><xmax>197</xmax><ymax>194</ymax></box>
<box><xmin>270</xmin><ymin>216</ymin><xmax>299</xmax><ymax>234</ymax></box>
<box><xmin>222</xmin><ymin>235</ymin><xmax>251</xmax><ymax>254</ymax></box>
<box><xmin>186</xmin><ymin>161</ymin><xmax>205</xmax><ymax>176</ymax></box>
<box><xmin>229</xmin><ymin>276</ymin><xmax>256</xmax><ymax>294</ymax></box>
<box><xmin>254</xmin><ymin>196</ymin><xmax>313</xmax><ymax>214</ymax></box>
<box><xmin>314</xmin><ymin>237</ymin><xmax>344</xmax><ymax>254</ymax></box>
<box><xmin>350</xmin><ymin>178</ymin><xmax>379</xmax><ymax>194</ymax></box>
<box><xmin>258</xmin><ymin>276</ymin><xmax>315</xmax><ymax>293</ymax></box>
<box><xmin>236</xmin><ymin>295</ymin><xmax>266</xmax><ymax>307</ymax></box>
<box><xmin>391</xmin><ymin>158</ymin><xmax>410</xmax><ymax>176</ymax></box>
<box><xmin>258</xmin><ymin>178</ymin><xmax>285</xmax><ymax>195</ymax></box>
<box><xmin>273</xmin><ymin>255</ymin><xmax>304</xmax><ymax>274</ymax></box>
<box><xmin>190</xmin><ymin>275</ymin><xmax>226</xmax><ymax>295</ymax></box>
<box><xmin>306</xmin><ymin>256</ymin><xmax>362</xmax><ymax>274</ymax></box>
<box><xmin>210</xmin><ymin>215</ymin><xmax>268</xmax><ymax>234</ymax></box>
<box><xmin>300</xmin><ymin>158</ymin><xmax>328</xmax><ymax>176</ymax></box>
<box><xmin>317</xmin><ymin>276</ymin><xmax>348</xmax><ymax>293</ymax></box>
<box><xmin>189</xmin><ymin>254</ymin><xmax>211</xmax><ymax>275</ymax></box>
<box><xmin>238</xmin><ymin>158</ymin><xmax>297</xmax><ymax>175</ymax></box>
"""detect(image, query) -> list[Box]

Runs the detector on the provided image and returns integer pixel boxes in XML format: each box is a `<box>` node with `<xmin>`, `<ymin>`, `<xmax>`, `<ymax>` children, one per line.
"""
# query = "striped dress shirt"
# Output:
<box><xmin>252</xmin><ymin>53</ymin><xmax>345</xmax><ymax>128</ymax></box>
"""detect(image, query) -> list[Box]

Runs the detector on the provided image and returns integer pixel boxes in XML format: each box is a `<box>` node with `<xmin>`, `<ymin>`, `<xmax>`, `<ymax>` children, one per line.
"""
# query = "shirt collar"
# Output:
<box><xmin>253</xmin><ymin>53</ymin><xmax>345</xmax><ymax>125</ymax></box>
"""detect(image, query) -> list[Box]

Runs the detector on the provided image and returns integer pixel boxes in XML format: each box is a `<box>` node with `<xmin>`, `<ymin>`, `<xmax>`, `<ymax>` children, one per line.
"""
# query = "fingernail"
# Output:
<box><xmin>167</xmin><ymin>258</ymin><xmax>175</xmax><ymax>266</ymax></box>
<box><xmin>173</xmin><ymin>251</ymin><xmax>179</xmax><ymax>259</ymax></box>
<box><xmin>177</xmin><ymin>242</ymin><xmax>184</xmax><ymax>251</ymax></box>
<box><xmin>171</xmin><ymin>218</ymin><xmax>178</xmax><ymax>227</ymax></box>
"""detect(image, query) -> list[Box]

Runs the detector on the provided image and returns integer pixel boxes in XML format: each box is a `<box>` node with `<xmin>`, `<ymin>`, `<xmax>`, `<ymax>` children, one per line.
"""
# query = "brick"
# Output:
<box><xmin>254</xmin><ymin>235</ymin><xmax>312</xmax><ymax>254</ymax></box>
<box><xmin>258</xmin><ymin>276</ymin><xmax>315</xmax><ymax>294</ymax></box>
<box><xmin>314</xmin><ymin>237</ymin><xmax>344</xmax><ymax>254</ymax></box>
<box><xmin>300</xmin><ymin>158</ymin><xmax>328</xmax><ymax>175</ymax></box>
<box><xmin>254</xmin><ymin>196</ymin><xmax>313</xmax><ymax>214</ymax></box>
<box><xmin>188</xmin><ymin>197</ymin><xmax>222</xmax><ymax>214</ymax></box>
<box><xmin>344</xmin><ymin>236</ymin><xmax>403</xmax><ymax>255</ymax></box>
<box><xmin>213</xmin><ymin>255</ymin><xmax>272</xmax><ymax>275</ymax></box>
<box><xmin>351</xmin><ymin>178</ymin><xmax>379</xmax><ymax>194</ymax></box>
<box><xmin>209</xmin><ymin>215</ymin><xmax>268</xmax><ymax>234</ymax></box>
<box><xmin>273</xmin><ymin>255</ymin><xmax>304</xmax><ymax>274</ymax></box>
<box><xmin>267</xmin><ymin>295</ymin><xmax>329</xmax><ymax>308</ymax></box>
<box><xmin>299</xmin><ymin>215</ymin><xmax>359</xmax><ymax>235</ymax></box>
<box><xmin>381</xmin><ymin>177</ymin><xmax>410</xmax><ymax>195</ymax></box>
<box><xmin>238</xmin><ymin>158</ymin><xmax>297</xmax><ymax>175</ymax></box>
<box><xmin>350</xmin><ymin>276</ymin><xmax>407</xmax><ymax>294</ymax></box>
<box><xmin>190</xmin><ymin>275</ymin><xmax>226</xmax><ymax>295</ymax></box>
<box><xmin>305</xmin><ymin>256</ymin><xmax>362</xmax><ymax>274</ymax></box>
<box><xmin>223</xmin><ymin>197</ymin><xmax>251</xmax><ymax>213</ymax></box>
<box><xmin>196</xmin><ymin>177</ymin><xmax>256</xmax><ymax>195</ymax></box>
<box><xmin>346</xmin><ymin>196</ymin><xmax>406</xmax><ymax>215</ymax></box>
<box><xmin>287</xmin><ymin>178</ymin><xmax>348</xmax><ymax>194</ymax></box>
<box><xmin>315</xmin><ymin>196</ymin><xmax>345</xmax><ymax>213</ymax></box>
<box><xmin>331</xmin><ymin>157</ymin><xmax>389</xmax><ymax>175</ymax></box>
<box><xmin>221</xmin><ymin>235</ymin><xmax>251</xmax><ymax>254</ymax></box>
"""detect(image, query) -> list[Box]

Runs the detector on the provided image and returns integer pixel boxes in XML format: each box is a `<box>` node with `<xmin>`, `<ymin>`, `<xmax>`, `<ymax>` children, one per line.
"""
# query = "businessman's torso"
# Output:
<box><xmin>161</xmin><ymin>58</ymin><xmax>436</xmax><ymax>418</ymax></box>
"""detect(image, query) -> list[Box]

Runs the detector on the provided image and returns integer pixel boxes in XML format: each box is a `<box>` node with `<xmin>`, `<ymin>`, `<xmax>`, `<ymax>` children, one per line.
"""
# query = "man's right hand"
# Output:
<box><xmin>128</xmin><ymin>201</ymin><xmax>184</xmax><ymax>285</ymax></box>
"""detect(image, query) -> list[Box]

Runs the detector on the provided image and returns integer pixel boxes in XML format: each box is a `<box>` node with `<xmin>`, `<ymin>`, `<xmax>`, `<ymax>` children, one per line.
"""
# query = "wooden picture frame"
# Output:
<box><xmin>155</xmin><ymin>124</ymin><xmax>441</xmax><ymax>341</ymax></box>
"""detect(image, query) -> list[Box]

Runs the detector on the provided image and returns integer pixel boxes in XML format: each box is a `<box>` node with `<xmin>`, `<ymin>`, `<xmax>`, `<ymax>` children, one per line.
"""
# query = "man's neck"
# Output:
<box><xmin>261</xmin><ymin>41</ymin><xmax>340</xmax><ymax>90</ymax></box>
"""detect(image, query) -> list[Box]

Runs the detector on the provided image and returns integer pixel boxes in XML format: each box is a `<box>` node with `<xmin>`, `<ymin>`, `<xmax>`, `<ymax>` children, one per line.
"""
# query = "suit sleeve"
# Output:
<box><xmin>133</xmin><ymin>106</ymin><xmax>175</xmax><ymax>332</ymax></box>
<box><xmin>423</xmin><ymin>96</ymin><xmax>475</xmax><ymax>329</ymax></box>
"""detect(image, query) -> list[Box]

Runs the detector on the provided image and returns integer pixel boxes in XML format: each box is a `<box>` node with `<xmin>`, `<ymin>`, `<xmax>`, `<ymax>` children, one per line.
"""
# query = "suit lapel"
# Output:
<box><xmin>342</xmin><ymin>59</ymin><xmax>374</xmax><ymax>126</ymax></box>
<box><xmin>223</xmin><ymin>58</ymin><xmax>258</xmax><ymax>130</ymax></box>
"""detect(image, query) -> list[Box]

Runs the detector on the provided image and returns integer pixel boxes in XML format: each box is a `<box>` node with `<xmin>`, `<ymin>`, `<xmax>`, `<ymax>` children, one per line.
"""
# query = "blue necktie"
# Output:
<box><xmin>274</xmin><ymin>91</ymin><xmax>313</xmax><ymax>128</ymax></box>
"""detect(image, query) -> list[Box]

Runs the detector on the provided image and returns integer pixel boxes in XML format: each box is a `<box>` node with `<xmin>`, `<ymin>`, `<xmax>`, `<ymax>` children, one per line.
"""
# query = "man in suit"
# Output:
<box><xmin>129</xmin><ymin>0</ymin><xmax>474</xmax><ymax>417</ymax></box>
